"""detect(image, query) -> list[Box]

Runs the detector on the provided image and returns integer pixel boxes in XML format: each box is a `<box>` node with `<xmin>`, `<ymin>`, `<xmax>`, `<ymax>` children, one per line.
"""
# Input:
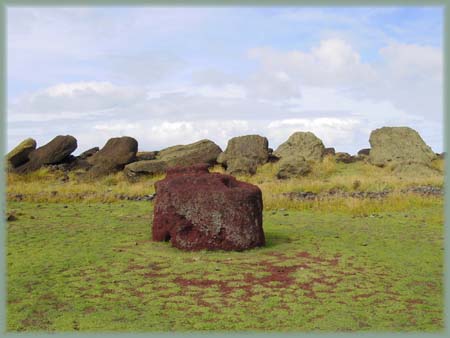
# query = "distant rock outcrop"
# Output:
<box><xmin>15</xmin><ymin>135</ymin><xmax>77</xmax><ymax>173</ymax></box>
<box><xmin>152</xmin><ymin>164</ymin><xmax>265</xmax><ymax>251</ymax></box>
<box><xmin>218</xmin><ymin>135</ymin><xmax>269</xmax><ymax>175</ymax></box>
<box><xmin>335</xmin><ymin>152</ymin><xmax>356</xmax><ymax>164</ymax></box>
<box><xmin>6</xmin><ymin>138</ymin><xmax>37</xmax><ymax>168</ymax></box>
<box><xmin>274</xmin><ymin>132</ymin><xmax>325</xmax><ymax>162</ymax></box>
<box><xmin>369</xmin><ymin>127</ymin><xmax>436</xmax><ymax>167</ymax></box>
<box><xmin>323</xmin><ymin>147</ymin><xmax>336</xmax><ymax>156</ymax></box>
<box><xmin>87</xmin><ymin>136</ymin><xmax>138</xmax><ymax>177</ymax></box>
<box><xmin>124</xmin><ymin>139</ymin><xmax>221</xmax><ymax>178</ymax></box>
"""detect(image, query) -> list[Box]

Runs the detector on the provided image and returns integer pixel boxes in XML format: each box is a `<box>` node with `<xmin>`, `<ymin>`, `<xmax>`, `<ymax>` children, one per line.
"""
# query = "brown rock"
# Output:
<box><xmin>78</xmin><ymin>147</ymin><xmax>99</xmax><ymax>159</ymax></box>
<box><xmin>335</xmin><ymin>152</ymin><xmax>356</xmax><ymax>164</ymax></box>
<box><xmin>152</xmin><ymin>164</ymin><xmax>265</xmax><ymax>251</ymax></box>
<box><xmin>87</xmin><ymin>136</ymin><xmax>138</xmax><ymax>177</ymax></box>
<box><xmin>276</xmin><ymin>156</ymin><xmax>311</xmax><ymax>179</ymax></box>
<box><xmin>323</xmin><ymin>147</ymin><xmax>336</xmax><ymax>156</ymax></box>
<box><xmin>16</xmin><ymin>135</ymin><xmax>77</xmax><ymax>173</ymax></box>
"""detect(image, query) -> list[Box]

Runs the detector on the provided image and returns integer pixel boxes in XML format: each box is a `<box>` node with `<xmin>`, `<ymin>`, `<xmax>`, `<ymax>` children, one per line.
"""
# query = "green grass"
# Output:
<box><xmin>6</xmin><ymin>201</ymin><xmax>444</xmax><ymax>332</ymax></box>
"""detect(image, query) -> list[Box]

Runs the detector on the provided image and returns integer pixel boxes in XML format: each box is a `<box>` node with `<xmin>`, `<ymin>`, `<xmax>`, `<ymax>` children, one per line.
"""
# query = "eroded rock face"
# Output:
<box><xmin>152</xmin><ymin>164</ymin><xmax>265</xmax><ymax>251</ymax></box>
<box><xmin>87</xmin><ymin>136</ymin><xmax>138</xmax><ymax>177</ymax></box>
<box><xmin>15</xmin><ymin>135</ymin><xmax>77</xmax><ymax>173</ymax></box>
<box><xmin>6</xmin><ymin>138</ymin><xmax>37</xmax><ymax>168</ymax></box>
<box><xmin>369</xmin><ymin>127</ymin><xmax>436</xmax><ymax>167</ymax></box>
<box><xmin>219</xmin><ymin>135</ymin><xmax>269</xmax><ymax>175</ymax></box>
<box><xmin>276</xmin><ymin>156</ymin><xmax>311</xmax><ymax>179</ymax></box>
<box><xmin>274</xmin><ymin>132</ymin><xmax>325</xmax><ymax>162</ymax></box>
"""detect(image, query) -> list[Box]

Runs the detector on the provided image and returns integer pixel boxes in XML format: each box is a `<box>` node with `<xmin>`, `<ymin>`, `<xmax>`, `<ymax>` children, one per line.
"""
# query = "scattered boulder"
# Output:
<box><xmin>6</xmin><ymin>138</ymin><xmax>37</xmax><ymax>168</ymax></box>
<box><xmin>357</xmin><ymin>148</ymin><xmax>370</xmax><ymax>156</ymax></box>
<box><xmin>152</xmin><ymin>164</ymin><xmax>265</xmax><ymax>251</ymax></box>
<box><xmin>124</xmin><ymin>159</ymin><xmax>168</xmax><ymax>178</ymax></box>
<box><xmin>276</xmin><ymin>156</ymin><xmax>311</xmax><ymax>179</ymax></box>
<box><xmin>157</xmin><ymin>139</ymin><xmax>221</xmax><ymax>166</ymax></box>
<box><xmin>219</xmin><ymin>135</ymin><xmax>269</xmax><ymax>175</ymax></box>
<box><xmin>369</xmin><ymin>127</ymin><xmax>436</xmax><ymax>167</ymax></box>
<box><xmin>323</xmin><ymin>147</ymin><xmax>336</xmax><ymax>156</ymax></box>
<box><xmin>15</xmin><ymin>135</ymin><xmax>77</xmax><ymax>173</ymax></box>
<box><xmin>135</xmin><ymin>151</ymin><xmax>159</xmax><ymax>161</ymax></box>
<box><xmin>87</xmin><ymin>136</ymin><xmax>138</xmax><ymax>177</ymax></box>
<box><xmin>78</xmin><ymin>147</ymin><xmax>99</xmax><ymax>160</ymax></box>
<box><xmin>124</xmin><ymin>139</ymin><xmax>221</xmax><ymax>178</ymax></box>
<box><xmin>274</xmin><ymin>132</ymin><xmax>325</xmax><ymax>162</ymax></box>
<box><xmin>335</xmin><ymin>152</ymin><xmax>356</xmax><ymax>164</ymax></box>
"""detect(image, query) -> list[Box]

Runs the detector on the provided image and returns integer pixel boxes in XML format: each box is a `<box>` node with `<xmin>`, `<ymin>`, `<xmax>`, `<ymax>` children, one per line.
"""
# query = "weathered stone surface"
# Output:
<box><xmin>124</xmin><ymin>139</ymin><xmax>221</xmax><ymax>177</ymax></box>
<box><xmin>323</xmin><ymin>147</ymin><xmax>336</xmax><ymax>156</ymax></box>
<box><xmin>220</xmin><ymin>135</ymin><xmax>269</xmax><ymax>175</ymax></box>
<box><xmin>124</xmin><ymin>159</ymin><xmax>168</xmax><ymax>178</ymax></box>
<box><xmin>6</xmin><ymin>138</ymin><xmax>37</xmax><ymax>168</ymax></box>
<box><xmin>274</xmin><ymin>132</ymin><xmax>325</xmax><ymax>162</ymax></box>
<box><xmin>276</xmin><ymin>156</ymin><xmax>311</xmax><ymax>179</ymax></box>
<box><xmin>78</xmin><ymin>147</ymin><xmax>99</xmax><ymax>160</ymax></box>
<box><xmin>391</xmin><ymin>162</ymin><xmax>442</xmax><ymax>177</ymax></box>
<box><xmin>157</xmin><ymin>139</ymin><xmax>221</xmax><ymax>166</ymax></box>
<box><xmin>152</xmin><ymin>164</ymin><xmax>265</xmax><ymax>251</ymax></box>
<box><xmin>15</xmin><ymin>135</ymin><xmax>77</xmax><ymax>173</ymax></box>
<box><xmin>136</xmin><ymin>151</ymin><xmax>159</xmax><ymax>161</ymax></box>
<box><xmin>87</xmin><ymin>136</ymin><xmax>138</xmax><ymax>177</ymax></box>
<box><xmin>369</xmin><ymin>127</ymin><xmax>436</xmax><ymax>167</ymax></box>
<box><xmin>227</xmin><ymin>158</ymin><xmax>258</xmax><ymax>176</ymax></box>
<box><xmin>357</xmin><ymin>148</ymin><xmax>371</xmax><ymax>156</ymax></box>
<box><xmin>335</xmin><ymin>152</ymin><xmax>356</xmax><ymax>164</ymax></box>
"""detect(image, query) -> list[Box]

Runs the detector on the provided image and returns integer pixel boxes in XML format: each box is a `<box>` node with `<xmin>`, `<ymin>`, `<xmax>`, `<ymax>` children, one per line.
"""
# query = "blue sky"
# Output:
<box><xmin>7</xmin><ymin>6</ymin><xmax>444</xmax><ymax>154</ymax></box>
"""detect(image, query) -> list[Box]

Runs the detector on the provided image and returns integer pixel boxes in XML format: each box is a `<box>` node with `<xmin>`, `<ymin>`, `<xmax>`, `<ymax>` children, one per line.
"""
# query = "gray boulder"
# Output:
<box><xmin>369</xmin><ymin>127</ymin><xmax>436</xmax><ymax>167</ymax></box>
<box><xmin>219</xmin><ymin>135</ymin><xmax>269</xmax><ymax>175</ymax></box>
<box><xmin>274</xmin><ymin>132</ymin><xmax>325</xmax><ymax>162</ymax></box>
<box><xmin>6</xmin><ymin>138</ymin><xmax>37</xmax><ymax>168</ymax></box>
<box><xmin>276</xmin><ymin>156</ymin><xmax>311</xmax><ymax>179</ymax></box>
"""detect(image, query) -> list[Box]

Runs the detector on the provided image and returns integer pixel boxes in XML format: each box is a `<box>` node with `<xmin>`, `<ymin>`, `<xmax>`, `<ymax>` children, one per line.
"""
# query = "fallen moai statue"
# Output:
<box><xmin>152</xmin><ymin>163</ymin><xmax>265</xmax><ymax>251</ymax></box>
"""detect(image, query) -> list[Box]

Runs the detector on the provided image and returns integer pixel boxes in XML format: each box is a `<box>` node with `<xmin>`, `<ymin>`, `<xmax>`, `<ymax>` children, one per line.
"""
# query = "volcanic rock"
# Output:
<box><xmin>135</xmin><ymin>151</ymin><xmax>159</xmax><ymax>161</ymax></box>
<box><xmin>276</xmin><ymin>156</ymin><xmax>311</xmax><ymax>179</ymax></box>
<box><xmin>274</xmin><ymin>132</ymin><xmax>325</xmax><ymax>162</ymax></box>
<box><xmin>219</xmin><ymin>135</ymin><xmax>269</xmax><ymax>175</ymax></box>
<box><xmin>369</xmin><ymin>127</ymin><xmax>436</xmax><ymax>167</ymax></box>
<box><xmin>323</xmin><ymin>147</ymin><xmax>336</xmax><ymax>156</ymax></box>
<box><xmin>335</xmin><ymin>152</ymin><xmax>356</xmax><ymax>164</ymax></box>
<box><xmin>6</xmin><ymin>138</ymin><xmax>37</xmax><ymax>168</ymax></box>
<box><xmin>152</xmin><ymin>164</ymin><xmax>265</xmax><ymax>251</ymax></box>
<box><xmin>357</xmin><ymin>148</ymin><xmax>371</xmax><ymax>156</ymax></box>
<box><xmin>15</xmin><ymin>135</ymin><xmax>77</xmax><ymax>173</ymax></box>
<box><xmin>87</xmin><ymin>136</ymin><xmax>138</xmax><ymax>177</ymax></box>
<box><xmin>78</xmin><ymin>147</ymin><xmax>99</xmax><ymax>160</ymax></box>
<box><xmin>124</xmin><ymin>139</ymin><xmax>221</xmax><ymax>177</ymax></box>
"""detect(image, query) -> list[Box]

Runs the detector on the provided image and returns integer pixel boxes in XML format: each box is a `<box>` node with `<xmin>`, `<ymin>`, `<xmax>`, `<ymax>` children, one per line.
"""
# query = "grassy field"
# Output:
<box><xmin>5</xmin><ymin>158</ymin><xmax>445</xmax><ymax>332</ymax></box>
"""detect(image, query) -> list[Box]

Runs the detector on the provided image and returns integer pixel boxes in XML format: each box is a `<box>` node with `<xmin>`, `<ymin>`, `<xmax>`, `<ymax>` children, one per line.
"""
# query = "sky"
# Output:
<box><xmin>6</xmin><ymin>6</ymin><xmax>444</xmax><ymax>154</ymax></box>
